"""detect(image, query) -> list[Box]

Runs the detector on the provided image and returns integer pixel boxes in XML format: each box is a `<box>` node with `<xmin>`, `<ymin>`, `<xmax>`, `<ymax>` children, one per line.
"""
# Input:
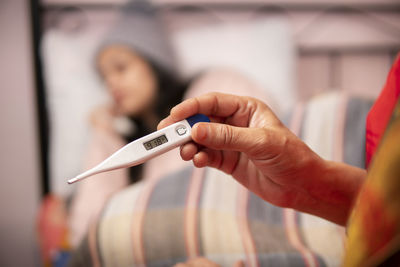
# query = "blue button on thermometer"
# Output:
<box><xmin>68</xmin><ymin>114</ymin><xmax>210</xmax><ymax>184</ymax></box>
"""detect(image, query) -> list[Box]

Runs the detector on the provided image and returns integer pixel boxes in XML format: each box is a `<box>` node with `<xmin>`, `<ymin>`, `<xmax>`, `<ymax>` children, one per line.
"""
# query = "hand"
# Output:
<box><xmin>89</xmin><ymin>104</ymin><xmax>118</xmax><ymax>133</ymax></box>
<box><xmin>159</xmin><ymin>93</ymin><xmax>366</xmax><ymax>225</ymax></box>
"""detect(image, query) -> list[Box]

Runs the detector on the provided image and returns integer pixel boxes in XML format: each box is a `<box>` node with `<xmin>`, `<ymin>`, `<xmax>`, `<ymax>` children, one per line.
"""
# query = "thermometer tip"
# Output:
<box><xmin>67</xmin><ymin>177</ymin><xmax>79</xmax><ymax>184</ymax></box>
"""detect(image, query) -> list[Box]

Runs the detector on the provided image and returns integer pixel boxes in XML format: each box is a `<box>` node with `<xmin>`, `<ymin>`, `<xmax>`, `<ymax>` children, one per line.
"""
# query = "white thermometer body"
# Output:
<box><xmin>68</xmin><ymin>114</ymin><xmax>210</xmax><ymax>184</ymax></box>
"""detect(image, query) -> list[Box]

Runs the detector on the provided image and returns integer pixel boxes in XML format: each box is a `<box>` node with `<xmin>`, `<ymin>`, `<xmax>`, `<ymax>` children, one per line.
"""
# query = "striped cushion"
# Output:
<box><xmin>68</xmin><ymin>91</ymin><xmax>373</xmax><ymax>267</ymax></box>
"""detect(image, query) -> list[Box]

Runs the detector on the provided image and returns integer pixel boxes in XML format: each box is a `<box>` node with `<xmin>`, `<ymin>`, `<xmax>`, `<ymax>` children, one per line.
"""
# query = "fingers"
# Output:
<box><xmin>192</xmin><ymin>150</ymin><xmax>209</xmax><ymax>168</ymax></box>
<box><xmin>181</xmin><ymin>142</ymin><xmax>241</xmax><ymax>174</ymax></box>
<box><xmin>180</xmin><ymin>143</ymin><xmax>211</xmax><ymax>168</ymax></box>
<box><xmin>158</xmin><ymin>92</ymin><xmax>250</xmax><ymax>129</ymax></box>
<box><xmin>191</xmin><ymin>122</ymin><xmax>266</xmax><ymax>157</ymax></box>
<box><xmin>180</xmin><ymin>121</ymin><xmax>269</xmax><ymax>174</ymax></box>
<box><xmin>180</xmin><ymin>142</ymin><xmax>198</xmax><ymax>161</ymax></box>
<box><xmin>173</xmin><ymin>93</ymin><xmax>243</xmax><ymax>119</ymax></box>
<box><xmin>180</xmin><ymin>121</ymin><xmax>268</xmax><ymax>168</ymax></box>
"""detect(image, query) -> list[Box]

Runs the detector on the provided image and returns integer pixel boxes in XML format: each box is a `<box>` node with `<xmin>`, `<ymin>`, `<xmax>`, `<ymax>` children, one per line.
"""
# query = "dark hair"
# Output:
<box><xmin>123</xmin><ymin>58</ymin><xmax>188</xmax><ymax>183</ymax></box>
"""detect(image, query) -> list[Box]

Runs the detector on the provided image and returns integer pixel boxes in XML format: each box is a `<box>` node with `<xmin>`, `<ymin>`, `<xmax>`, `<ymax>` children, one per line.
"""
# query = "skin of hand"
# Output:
<box><xmin>173</xmin><ymin>257</ymin><xmax>244</xmax><ymax>267</ymax></box>
<box><xmin>158</xmin><ymin>93</ymin><xmax>367</xmax><ymax>226</ymax></box>
<box><xmin>90</xmin><ymin>104</ymin><xmax>118</xmax><ymax>134</ymax></box>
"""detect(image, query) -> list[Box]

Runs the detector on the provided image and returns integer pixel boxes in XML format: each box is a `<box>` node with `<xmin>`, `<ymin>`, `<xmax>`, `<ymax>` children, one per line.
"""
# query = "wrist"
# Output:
<box><xmin>303</xmin><ymin>159</ymin><xmax>366</xmax><ymax>225</ymax></box>
<box><xmin>293</xmin><ymin>157</ymin><xmax>366</xmax><ymax>225</ymax></box>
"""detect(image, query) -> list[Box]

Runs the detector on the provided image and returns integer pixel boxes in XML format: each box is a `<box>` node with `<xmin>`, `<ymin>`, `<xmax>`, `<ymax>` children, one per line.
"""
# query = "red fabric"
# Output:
<box><xmin>366</xmin><ymin>54</ymin><xmax>400</xmax><ymax>168</ymax></box>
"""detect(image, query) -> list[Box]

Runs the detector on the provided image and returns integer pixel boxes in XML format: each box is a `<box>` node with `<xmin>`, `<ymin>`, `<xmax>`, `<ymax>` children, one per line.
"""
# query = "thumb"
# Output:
<box><xmin>191</xmin><ymin>122</ymin><xmax>265</xmax><ymax>156</ymax></box>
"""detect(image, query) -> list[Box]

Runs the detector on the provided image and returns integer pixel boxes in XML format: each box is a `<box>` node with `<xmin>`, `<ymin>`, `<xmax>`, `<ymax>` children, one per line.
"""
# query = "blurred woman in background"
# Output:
<box><xmin>68</xmin><ymin>0</ymin><xmax>188</xmax><ymax>248</ymax></box>
<box><xmin>37</xmin><ymin>2</ymin><xmax>188</xmax><ymax>264</ymax></box>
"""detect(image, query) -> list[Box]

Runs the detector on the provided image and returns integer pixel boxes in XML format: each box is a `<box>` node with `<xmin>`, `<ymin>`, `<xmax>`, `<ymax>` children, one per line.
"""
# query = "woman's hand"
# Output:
<box><xmin>159</xmin><ymin>93</ymin><xmax>366</xmax><ymax>225</ymax></box>
<box><xmin>89</xmin><ymin>104</ymin><xmax>118</xmax><ymax>134</ymax></box>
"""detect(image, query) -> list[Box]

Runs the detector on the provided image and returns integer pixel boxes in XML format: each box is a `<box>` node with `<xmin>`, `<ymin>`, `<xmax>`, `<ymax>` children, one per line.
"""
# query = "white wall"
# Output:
<box><xmin>0</xmin><ymin>0</ymin><xmax>41</xmax><ymax>266</ymax></box>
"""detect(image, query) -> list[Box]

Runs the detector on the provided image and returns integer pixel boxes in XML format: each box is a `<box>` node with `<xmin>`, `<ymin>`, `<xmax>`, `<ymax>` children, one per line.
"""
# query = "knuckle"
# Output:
<box><xmin>210</xmin><ymin>94</ymin><xmax>219</xmax><ymax>115</ymax></box>
<box><xmin>248</xmin><ymin>128</ymin><xmax>269</xmax><ymax>156</ymax></box>
<box><xmin>220</xmin><ymin>125</ymin><xmax>234</xmax><ymax>149</ymax></box>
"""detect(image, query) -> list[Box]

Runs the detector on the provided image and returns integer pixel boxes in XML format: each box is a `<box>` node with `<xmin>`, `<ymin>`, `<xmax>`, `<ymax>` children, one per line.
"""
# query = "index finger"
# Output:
<box><xmin>158</xmin><ymin>92</ymin><xmax>247</xmax><ymax>129</ymax></box>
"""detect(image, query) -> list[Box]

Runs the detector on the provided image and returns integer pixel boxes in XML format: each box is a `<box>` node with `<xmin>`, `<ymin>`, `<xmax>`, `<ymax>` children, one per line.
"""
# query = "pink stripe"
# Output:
<box><xmin>283</xmin><ymin>209</ymin><xmax>319</xmax><ymax>267</ymax></box>
<box><xmin>333</xmin><ymin>93</ymin><xmax>349</xmax><ymax>162</ymax></box>
<box><xmin>131</xmin><ymin>178</ymin><xmax>161</xmax><ymax>267</ymax></box>
<box><xmin>237</xmin><ymin>186</ymin><xmax>259</xmax><ymax>267</ymax></box>
<box><xmin>184</xmin><ymin>168</ymin><xmax>205</xmax><ymax>259</ymax></box>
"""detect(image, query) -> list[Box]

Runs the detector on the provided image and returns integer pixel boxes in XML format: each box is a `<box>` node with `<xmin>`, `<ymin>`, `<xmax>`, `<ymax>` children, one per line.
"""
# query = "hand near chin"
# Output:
<box><xmin>89</xmin><ymin>104</ymin><xmax>119</xmax><ymax>133</ymax></box>
<box><xmin>159</xmin><ymin>92</ymin><xmax>366</xmax><ymax>225</ymax></box>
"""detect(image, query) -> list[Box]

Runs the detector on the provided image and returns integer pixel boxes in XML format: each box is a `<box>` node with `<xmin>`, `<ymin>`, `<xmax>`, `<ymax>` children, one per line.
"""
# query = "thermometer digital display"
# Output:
<box><xmin>143</xmin><ymin>134</ymin><xmax>168</xmax><ymax>150</ymax></box>
<box><xmin>68</xmin><ymin>114</ymin><xmax>210</xmax><ymax>184</ymax></box>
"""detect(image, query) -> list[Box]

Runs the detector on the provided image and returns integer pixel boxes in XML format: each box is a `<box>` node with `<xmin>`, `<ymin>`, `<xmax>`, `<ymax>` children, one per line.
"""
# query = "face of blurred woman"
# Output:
<box><xmin>97</xmin><ymin>45</ymin><xmax>157</xmax><ymax>117</ymax></box>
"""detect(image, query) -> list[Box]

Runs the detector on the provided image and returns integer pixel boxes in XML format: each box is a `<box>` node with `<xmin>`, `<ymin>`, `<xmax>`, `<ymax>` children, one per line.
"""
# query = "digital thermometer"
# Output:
<box><xmin>67</xmin><ymin>114</ymin><xmax>210</xmax><ymax>184</ymax></box>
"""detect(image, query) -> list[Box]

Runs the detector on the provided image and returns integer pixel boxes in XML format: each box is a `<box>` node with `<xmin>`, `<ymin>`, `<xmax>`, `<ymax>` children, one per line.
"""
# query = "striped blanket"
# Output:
<box><xmin>68</xmin><ymin>91</ymin><xmax>373</xmax><ymax>267</ymax></box>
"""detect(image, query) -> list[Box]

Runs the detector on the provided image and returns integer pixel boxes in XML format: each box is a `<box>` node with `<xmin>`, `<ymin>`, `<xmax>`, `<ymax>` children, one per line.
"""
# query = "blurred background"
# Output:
<box><xmin>1</xmin><ymin>0</ymin><xmax>400</xmax><ymax>266</ymax></box>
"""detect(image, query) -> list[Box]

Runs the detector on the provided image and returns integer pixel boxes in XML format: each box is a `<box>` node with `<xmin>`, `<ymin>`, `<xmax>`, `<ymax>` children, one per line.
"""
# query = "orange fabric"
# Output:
<box><xmin>344</xmin><ymin>101</ymin><xmax>400</xmax><ymax>266</ymax></box>
<box><xmin>344</xmin><ymin>55</ymin><xmax>400</xmax><ymax>266</ymax></box>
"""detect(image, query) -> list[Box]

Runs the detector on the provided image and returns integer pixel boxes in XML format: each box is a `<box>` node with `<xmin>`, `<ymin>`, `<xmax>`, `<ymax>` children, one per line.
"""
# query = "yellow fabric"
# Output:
<box><xmin>344</xmin><ymin>100</ymin><xmax>400</xmax><ymax>266</ymax></box>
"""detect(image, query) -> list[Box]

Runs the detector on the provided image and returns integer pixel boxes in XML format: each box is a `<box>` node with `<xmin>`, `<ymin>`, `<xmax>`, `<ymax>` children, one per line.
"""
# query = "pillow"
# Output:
<box><xmin>41</xmin><ymin>29</ymin><xmax>110</xmax><ymax>197</ymax></box>
<box><xmin>285</xmin><ymin>91</ymin><xmax>373</xmax><ymax>167</ymax></box>
<box><xmin>184</xmin><ymin>68</ymin><xmax>278</xmax><ymax>112</ymax></box>
<box><xmin>170</xmin><ymin>17</ymin><xmax>296</xmax><ymax>116</ymax></box>
<box><xmin>69</xmin><ymin>166</ymin><xmax>341</xmax><ymax>267</ymax></box>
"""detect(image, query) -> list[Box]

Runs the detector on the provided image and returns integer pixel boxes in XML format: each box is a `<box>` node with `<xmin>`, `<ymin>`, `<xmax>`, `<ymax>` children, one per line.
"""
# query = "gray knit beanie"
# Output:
<box><xmin>99</xmin><ymin>0</ymin><xmax>176</xmax><ymax>72</ymax></box>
